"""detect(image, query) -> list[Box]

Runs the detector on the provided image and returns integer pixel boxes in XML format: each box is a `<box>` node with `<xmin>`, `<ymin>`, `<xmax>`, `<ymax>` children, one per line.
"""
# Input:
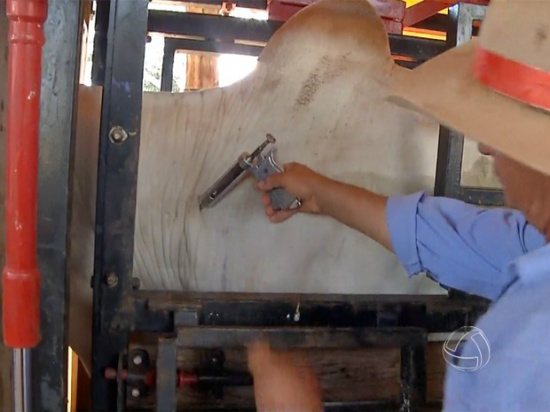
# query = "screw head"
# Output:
<box><xmin>131</xmin><ymin>277</ymin><xmax>141</xmax><ymax>290</ymax></box>
<box><xmin>105</xmin><ymin>272</ymin><xmax>118</xmax><ymax>288</ymax></box>
<box><xmin>109</xmin><ymin>126</ymin><xmax>128</xmax><ymax>144</ymax></box>
<box><xmin>131</xmin><ymin>388</ymin><xmax>140</xmax><ymax>398</ymax></box>
<box><xmin>133</xmin><ymin>355</ymin><xmax>143</xmax><ymax>366</ymax></box>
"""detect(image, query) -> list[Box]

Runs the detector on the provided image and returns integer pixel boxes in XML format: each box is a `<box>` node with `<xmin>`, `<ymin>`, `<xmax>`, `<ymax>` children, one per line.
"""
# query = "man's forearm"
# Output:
<box><xmin>313</xmin><ymin>177</ymin><xmax>393</xmax><ymax>252</ymax></box>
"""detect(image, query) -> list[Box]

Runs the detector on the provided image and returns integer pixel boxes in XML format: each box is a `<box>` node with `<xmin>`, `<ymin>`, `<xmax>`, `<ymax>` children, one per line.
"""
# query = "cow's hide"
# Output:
<box><xmin>71</xmin><ymin>0</ymin><xmax>498</xmax><ymax>371</ymax></box>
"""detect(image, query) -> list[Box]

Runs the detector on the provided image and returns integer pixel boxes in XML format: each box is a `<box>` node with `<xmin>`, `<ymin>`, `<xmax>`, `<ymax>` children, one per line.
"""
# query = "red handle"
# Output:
<box><xmin>2</xmin><ymin>0</ymin><xmax>47</xmax><ymax>348</ymax></box>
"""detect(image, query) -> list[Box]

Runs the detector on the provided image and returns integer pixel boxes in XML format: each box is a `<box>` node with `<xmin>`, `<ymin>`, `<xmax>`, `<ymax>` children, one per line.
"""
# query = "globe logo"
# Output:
<box><xmin>442</xmin><ymin>326</ymin><xmax>491</xmax><ymax>372</ymax></box>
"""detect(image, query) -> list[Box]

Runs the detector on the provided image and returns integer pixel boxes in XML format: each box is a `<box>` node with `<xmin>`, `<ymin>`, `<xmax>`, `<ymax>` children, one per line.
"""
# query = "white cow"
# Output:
<box><xmin>41</xmin><ymin>0</ymin><xmax>502</xmax><ymax>374</ymax></box>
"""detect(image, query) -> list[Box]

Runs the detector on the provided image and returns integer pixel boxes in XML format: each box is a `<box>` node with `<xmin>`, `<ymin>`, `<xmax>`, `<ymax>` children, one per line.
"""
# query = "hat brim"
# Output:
<box><xmin>389</xmin><ymin>40</ymin><xmax>550</xmax><ymax>176</ymax></box>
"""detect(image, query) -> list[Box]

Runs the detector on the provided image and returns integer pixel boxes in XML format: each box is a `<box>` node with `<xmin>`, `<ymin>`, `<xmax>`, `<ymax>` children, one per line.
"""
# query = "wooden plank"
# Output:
<box><xmin>175</xmin><ymin>326</ymin><xmax>427</xmax><ymax>348</ymax></box>
<box><xmin>68</xmin><ymin>348</ymin><xmax>79</xmax><ymax>412</ymax></box>
<box><xmin>185</xmin><ymin>5</ymin><xmax>219</xmax><ymax>90</ymax></box>
<box><xmin>76</xmin><ymin>358</ymin><xmax>92</xmax><ymax>411</ymax></box>
<box><xmin>426</xmin><ymin>342</ymin><xmax>446</xmax><ymax>403</ymax></box>
<box><xmin>140</xmin><ymin>289</ymin><xmax>487</xmax><ymax>309</ymax></box>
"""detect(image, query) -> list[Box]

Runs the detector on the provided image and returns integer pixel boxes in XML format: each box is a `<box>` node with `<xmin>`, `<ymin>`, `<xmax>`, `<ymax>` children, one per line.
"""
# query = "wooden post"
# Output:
<box><xmin>185</xmin><ymin>5</ymin><xmax>219</xmax><ymax>90</ymax></box>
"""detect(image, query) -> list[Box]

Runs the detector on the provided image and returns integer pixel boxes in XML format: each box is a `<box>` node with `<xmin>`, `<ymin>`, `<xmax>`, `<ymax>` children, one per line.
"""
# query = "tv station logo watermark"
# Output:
<box><xmin>442</xmin><ymin>326</ymin><xmax>491</xmax><ymax>372</ymax></box>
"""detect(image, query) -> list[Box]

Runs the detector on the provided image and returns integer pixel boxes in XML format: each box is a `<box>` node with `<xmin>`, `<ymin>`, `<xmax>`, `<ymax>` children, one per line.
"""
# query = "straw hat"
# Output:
<box><xmin>390</xmin><ymin>0</ymin><xmax>550</xmax><ymax>175</ymax></box>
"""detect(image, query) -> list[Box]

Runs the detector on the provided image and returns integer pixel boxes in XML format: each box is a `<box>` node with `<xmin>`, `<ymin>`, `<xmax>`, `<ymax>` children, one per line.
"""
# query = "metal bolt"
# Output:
<box><xmin>131</xmin><ymin>388</ymin><xmax>140</xmax><ymax>398</ymax></box>
<box><xmin>105</xmin><ymin>272</ymin><xmax>118</xmax><ymax>288</ymax></box>
<box><xmin>109</xmin><ymin>125</ymin><xmax>128</xmax><ymax>144</ymax></box>
<box><xmin>131</xmin><ymin>277</ymin><xmax>141</xmax><ymax>290</ymax></box>
<box><xmin>133</xmin><ymin>355</ymin><xmax>143</xmax><ymax>366</ymax></box>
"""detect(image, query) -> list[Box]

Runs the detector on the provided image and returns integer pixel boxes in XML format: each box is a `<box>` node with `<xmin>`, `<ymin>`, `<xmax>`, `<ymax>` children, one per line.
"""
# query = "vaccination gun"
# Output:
<box><xmin>199</xmin><ymin>134</ymin><xmax>301</xmax><ymax>211</ymax></box>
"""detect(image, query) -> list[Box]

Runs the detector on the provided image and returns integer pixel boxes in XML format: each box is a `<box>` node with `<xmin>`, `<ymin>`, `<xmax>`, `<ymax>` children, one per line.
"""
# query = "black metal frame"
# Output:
<box><xmin>434</xmin><ymin>3</ymin><xmax>503</xmax><ymax>206</ymax></box>
<box><xmin>33</xmin><ymin>1</ymin><xmax>83</xmax><ymax>411</ymax></box>
<box><xmin>160</xmin><ymin>37</ymin><xmax>264</xmax><ymax>91</ymax></box>
<box><xmin>91</xmin><ymin>0</ymin><xmax>110</xmax><ymax>86</ymax></box>
<box><xmin>84</xmin><ymin>2</ymin><xmax>498</xmax><ymax>411</ymax></box>
<box><xmin>121</xmin><ymin>291</ymin><xmax>488</xmax><ymax>412</ymax></box>
<box><xmin>154</xmin><ymin>11</ymin><xmax>450</xmax><ymax>92</ymax></box>
<box><xmin>91</xmin><ymin>0</ymin><xmax>149</xmax><ymax>410</ymax></box>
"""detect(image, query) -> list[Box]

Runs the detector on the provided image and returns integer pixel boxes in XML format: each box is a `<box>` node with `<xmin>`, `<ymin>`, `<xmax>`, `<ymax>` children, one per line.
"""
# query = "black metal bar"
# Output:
<box><xmin>92</xmin><ymin>0</ymin><xmax>111</xmax><ymax>85</ymax></box>
<box><xmin>150</xmin><ymin>11</ymin><xmax>447</xmax><ymax>61</ymax></box>
<box><xmin>161</xmin><ymin>41</ymin><xmax>176</xmax><ymax>92</ymax></box>
<box><xmin>33</xmin><ymin>1</ymin><xmax>82</xmax><ymax>411</ymax></box>
<box><xmin>156</xmin><ymin>337</ymin><xmax>178</xmax><ymax>412</ymax></box>
<box><xmin>168</xmin><ymin>37</ymin><xmax>264</xmax><ymax>57</ymax></box>
<box><xmin>91</xmin><ymin>0</ymin><xmax>148</xmax><ymax>410</ymax></box>
<box><xmin>138</xmin><ymin>291</ymin><xmax>488</xmax><ymax>334</ymax></box>
<box><xmin>148</xmin><ymin>11</ymin><xmax>282</xmax><ymax>43</ymax></box>
<box><xmin>458</xmin><ymin>187</ymin><xmax>504</xmax><ymax>206</ymax></box>
<box><xmin>400</xmin><ymin>343</ymin><xmax>427</xmax><ymax>411</ymax></box>
<box><xmin>160</xmin><ymin>37</ymin><xmax>264</xmax><ymax>92</ymax></box>
<box><xmin>433</xmin><ymin>5</ymin><xmax>461</xmax><ymax>200</ymax></box>
<box><xmin>433</xmin><ymin>3</ymin><xmax>501</xmax><ymax>206</ymax></box>
<box><xmin>411</xmin><ymin>13</ymin><xmax>450</xmax><ymax>32</ymax></box>
<box><xmin>434</xmin><ymin>126</ymin><xmax>464</xmax><ymax>198</ymax></box>
<box><xmin>154</xmin><ymin>12</ymin><xmax>447</xmax><ymax>91</ymax></box>
<box><xmin>388</xmin><ymin>34</ymin><xmax>447</xmax><ymax>61</ymax></box>
<box><xmin>324</xmin><ymin>400</ymin><xmax>401</xmax><ymax>412</ymax></box>
<box><xmin>177</xmin><ymin>326</ymin><xmax>427</xmax><ymax>348</ymax></box>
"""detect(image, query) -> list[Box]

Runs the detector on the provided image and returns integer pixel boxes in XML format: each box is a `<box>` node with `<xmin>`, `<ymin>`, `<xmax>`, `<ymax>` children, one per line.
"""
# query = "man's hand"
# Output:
<box><xmin>255</xmin><ymin>161</ymin><xmax>394</xmax><ymax>251</ymax></box>
<box><xmin>248</xmin><ymin>341</ymin><xmax>324</xmax><ymax>412</ymax></box>
<box><xmin>256</xmin><ymin>162</ymin><xmax>329</xmax><ymax>223</ymax></box>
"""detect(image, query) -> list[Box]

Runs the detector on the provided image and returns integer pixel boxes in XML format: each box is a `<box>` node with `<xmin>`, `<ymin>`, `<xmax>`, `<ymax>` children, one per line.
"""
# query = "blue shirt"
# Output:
<box><xmin>386</xmin><ymin>191</ymin><xmax>550</xmax><ymax>412</ymax></box>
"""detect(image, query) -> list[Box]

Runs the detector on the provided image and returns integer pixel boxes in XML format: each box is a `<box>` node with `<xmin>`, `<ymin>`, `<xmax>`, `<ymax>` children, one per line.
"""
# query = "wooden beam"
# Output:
<box><xmin>404</xmin><ymin>0</ymin><xmax>455</xmax><ymax>27</ymax></box>
<box><xmin>185</xmin><ymin>5</ymin><xmax>219</xmax><ymax>90</ymax></box>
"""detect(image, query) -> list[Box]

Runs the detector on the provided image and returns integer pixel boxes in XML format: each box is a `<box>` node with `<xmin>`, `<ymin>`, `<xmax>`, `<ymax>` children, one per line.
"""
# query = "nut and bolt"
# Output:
<box><xmin>131</xmin><ymin>276</ymin><xmax>141</xmax><ymax>290</ymax></box>
<box><xmin>105</xmin><ymin>271</ymin><xmax>118</xmax><ymax>288</ymax></box>
<box><xmin>109</xmin><ymin>125</ymin><xmax>128</xmax><ymax>144</ymax></box>
<box><xmin>132</xmin><ymin>355</ymin><xmax>143</xmax><ymax>366</ymax></box>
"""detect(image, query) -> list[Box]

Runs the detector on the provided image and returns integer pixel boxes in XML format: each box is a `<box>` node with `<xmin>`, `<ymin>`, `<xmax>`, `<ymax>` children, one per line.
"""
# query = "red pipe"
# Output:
<box><xmin>2</xmin><ymin>0</ymin><xmax>47</xmax><ymax>348</ymax></box>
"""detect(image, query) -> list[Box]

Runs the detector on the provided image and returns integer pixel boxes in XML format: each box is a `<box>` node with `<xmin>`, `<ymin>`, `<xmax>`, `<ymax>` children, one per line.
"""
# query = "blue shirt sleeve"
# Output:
<box><xmin>386</xmin><ymin>191</ymin><xmax>546</xmax><ymax>301</ymax></box>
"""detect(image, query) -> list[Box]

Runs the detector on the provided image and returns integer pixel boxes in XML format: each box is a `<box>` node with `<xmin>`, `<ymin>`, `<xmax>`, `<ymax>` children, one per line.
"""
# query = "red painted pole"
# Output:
<box><xmin>3</xmin><ymin>0</ymin><xmax>48</xmax><ymax>348</ymax></box>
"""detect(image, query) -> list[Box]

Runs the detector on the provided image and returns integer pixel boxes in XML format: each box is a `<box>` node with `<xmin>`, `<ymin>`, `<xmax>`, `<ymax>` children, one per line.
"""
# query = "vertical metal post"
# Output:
<box><xmin>161</xmin><ymin>40</ymin><xmax>176</xmax><ymax>92</ymax></box>
<box><xmin>434</xmin><ymin>3</ymin><xmax>490</xmax><ymax>204</ymax></box>
<box><xmin>156</xmin><ymin>336</ymin><xmax>178</xmax><ymax>412</ymax></box>
<box><xmin>434</xmin><ymin>2</ymin><xmax>494</xmax><ymax>297</ymax></box>
<box><xmin>4</xmin><ymin>1</ymin><xmax>47</xmax><ymax>410</ymax></box>
<box><xmin>32</xmin><ymin>1</ymin><xmax>83</xmax><ymax>411</ymax></box>
<box><xmin>91</xmin><ymin>0</ymin><xmax>148</xmax><ymax>410</ymax></box>
<box><xmin>0</xmin><ymin>4</ymin><xmax>12</xmax><ymax>411</ymax></box>
<box><xmin>3</xmin><ymin>0</ymin><xmax>46</xmax><ymax>350</ymax></box>
<box><xmin>12</xmin><ymin>349</ymin><xmax>32</xmax><ymax>412</ymax></box>
<box><xmin>400</xmin><ymin>342</ymin><xmax>427</xmax><ymax>412</ymax></box>
<box><xmin>92</xmin><ymin>0</ymin><xmax>110</xmax><ymax>85</ymax></box>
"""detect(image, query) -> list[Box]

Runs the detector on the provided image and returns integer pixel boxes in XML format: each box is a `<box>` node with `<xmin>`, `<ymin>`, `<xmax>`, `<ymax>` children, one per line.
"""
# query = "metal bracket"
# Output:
<box><xmin>156</xmin><ymin>337</ymin><xmax>178</xmax><ymax>412</ymax></box>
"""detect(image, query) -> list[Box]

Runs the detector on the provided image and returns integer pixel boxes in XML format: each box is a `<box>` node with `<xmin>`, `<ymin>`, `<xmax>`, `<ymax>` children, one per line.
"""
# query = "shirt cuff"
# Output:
<box><xmin>386</xmin><ymin>191</ymin><xmax>425</xmax><ymax>277</ymax></box>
